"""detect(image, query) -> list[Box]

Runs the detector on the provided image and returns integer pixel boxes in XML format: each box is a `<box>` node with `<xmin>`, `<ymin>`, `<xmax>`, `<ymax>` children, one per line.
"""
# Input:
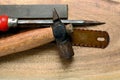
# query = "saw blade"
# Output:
<box><xmin>71</xmin><ymin>29</ymin><xmax>110</xmax><ymax>48</ymax></box>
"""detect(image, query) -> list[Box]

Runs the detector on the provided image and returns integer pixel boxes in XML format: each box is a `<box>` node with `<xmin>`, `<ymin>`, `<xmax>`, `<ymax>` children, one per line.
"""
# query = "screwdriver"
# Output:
<box><xmin>0</xmin><ymin>15</ymin><xmax>105</xmax><ymax>32</ymax></box>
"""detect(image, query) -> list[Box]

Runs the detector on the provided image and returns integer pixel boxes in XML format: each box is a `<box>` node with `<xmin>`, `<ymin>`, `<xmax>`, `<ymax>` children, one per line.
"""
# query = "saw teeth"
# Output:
<box><xmin>72</xmin><ymin>28</ymin><xmax>110</xmax><ymax>48</ymax></box>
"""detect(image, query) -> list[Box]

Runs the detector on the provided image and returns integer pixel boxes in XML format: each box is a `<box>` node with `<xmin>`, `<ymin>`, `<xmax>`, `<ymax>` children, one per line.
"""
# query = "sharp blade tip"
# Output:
<box><xmin>85</xmin><ymin>20</ymin><xmax>106</xmax><ymax>25</ymax></box>
<box><xmin>96</xmin><ymin>22</ymin><xmax>105</xmax><ymax>25</ymax></box>
<box><xmin>95</xmin><ymin>21</ymin><xmax>106</xmax><ymax>25</ymax></box>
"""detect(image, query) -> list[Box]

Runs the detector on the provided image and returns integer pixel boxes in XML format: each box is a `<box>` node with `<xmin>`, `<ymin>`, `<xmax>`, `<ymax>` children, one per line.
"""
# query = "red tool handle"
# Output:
<box><xmin>0</xmin><ymin>15</ymin><xmax>9</xmax><ymax>32</ymax></box>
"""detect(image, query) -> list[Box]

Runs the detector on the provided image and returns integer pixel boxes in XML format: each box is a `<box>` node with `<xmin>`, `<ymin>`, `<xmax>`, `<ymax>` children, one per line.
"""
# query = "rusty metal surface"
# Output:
<box><xmin>72</xmin><ymin>29</ymin><xmax>109</xmax><ymax>48</ymax></box>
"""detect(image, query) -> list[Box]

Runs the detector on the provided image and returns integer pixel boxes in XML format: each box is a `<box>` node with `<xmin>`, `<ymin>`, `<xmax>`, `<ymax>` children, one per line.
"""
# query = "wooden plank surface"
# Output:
<box><xmin>0</xmin><ymin>0</ymin><xmax>120</xmax><ymax>80</ymax></box>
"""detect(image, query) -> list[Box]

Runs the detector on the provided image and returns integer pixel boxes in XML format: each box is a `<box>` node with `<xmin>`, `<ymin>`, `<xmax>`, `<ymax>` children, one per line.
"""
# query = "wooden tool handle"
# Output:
<box><xmin>0</xmin><ymin>27</ymin><xmax>54</xmax><ymax>57</ymax></box>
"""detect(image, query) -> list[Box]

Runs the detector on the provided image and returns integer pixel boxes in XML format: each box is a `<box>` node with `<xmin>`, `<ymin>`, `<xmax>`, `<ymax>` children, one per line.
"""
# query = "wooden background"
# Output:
<box><xmin>0</xmin><ymin>0</ymin><xmax>120</xmax><ymax>80</ymax></box>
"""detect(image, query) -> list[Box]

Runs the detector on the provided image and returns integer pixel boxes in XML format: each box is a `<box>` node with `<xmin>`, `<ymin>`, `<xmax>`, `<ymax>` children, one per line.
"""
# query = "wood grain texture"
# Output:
<box><xmin>0</xmin><ymin>0</ymin><xmax>120</xmax><ymax>80</ymax></box>
<box><xmin>0</xmin><ymin>28</ymin><xmax>54</xmax><ymax>57</ymax></box>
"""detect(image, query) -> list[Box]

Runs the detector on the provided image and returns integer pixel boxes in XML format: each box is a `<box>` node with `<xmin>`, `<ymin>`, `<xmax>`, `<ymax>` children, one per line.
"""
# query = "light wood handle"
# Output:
<box><xmin>0</xmin><ymin>27</ymin><xmax>55</xmax><ymax>57</ymax></box>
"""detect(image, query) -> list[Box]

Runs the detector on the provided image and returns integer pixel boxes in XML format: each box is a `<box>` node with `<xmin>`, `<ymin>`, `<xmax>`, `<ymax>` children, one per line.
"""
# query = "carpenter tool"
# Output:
<box><xmin>0</xmin><ymin>26</ymin><xmax>109</xmax><ymax>58</ymax></box>
<box><xmin>0</xmin><ymin>9</ymin><xmax>109</xmax><ymax>59</ymax></box>
<box><xmin>51</xmin><ymin>9</ymin><xmax>74</xmax><ymax>59</ymax></box>
<box><xmin>0</xmin><ymin>15</ymin><xmax>105</xmax><ymax>32</ymax></box>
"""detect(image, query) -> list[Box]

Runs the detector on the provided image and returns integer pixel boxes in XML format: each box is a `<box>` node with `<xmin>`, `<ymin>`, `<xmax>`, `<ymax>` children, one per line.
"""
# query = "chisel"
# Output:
<box><xmin>0</xmin><ymin>15</ymin><xmax>105</xmax><ymax>32</ymax></box>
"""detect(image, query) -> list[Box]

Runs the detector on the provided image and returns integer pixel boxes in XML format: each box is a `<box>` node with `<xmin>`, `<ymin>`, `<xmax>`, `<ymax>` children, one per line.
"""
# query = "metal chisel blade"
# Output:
<box><xmin>18</xmin><ymin>20</ymin><xmax>105</xmax><ymax>26</ymax></box>
<box><xmin>71</xmin><ymin>29</ymin><xmax>110</xmax><ymax>48</ymax></box>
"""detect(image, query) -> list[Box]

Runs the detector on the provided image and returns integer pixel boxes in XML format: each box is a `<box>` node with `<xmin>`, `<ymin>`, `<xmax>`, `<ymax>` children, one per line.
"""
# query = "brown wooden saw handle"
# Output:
<box><xmin>0</xmin><ymin>27</ymin><xmax>55</xmax><ymax>57</ymax></box>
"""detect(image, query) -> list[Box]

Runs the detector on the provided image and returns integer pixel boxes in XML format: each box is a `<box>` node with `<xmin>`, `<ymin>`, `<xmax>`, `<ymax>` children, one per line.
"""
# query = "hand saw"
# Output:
<box><xmin>72</xmin><ymin>29</ymin><xmax>109</xmax><ymax>48</ymax></box>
